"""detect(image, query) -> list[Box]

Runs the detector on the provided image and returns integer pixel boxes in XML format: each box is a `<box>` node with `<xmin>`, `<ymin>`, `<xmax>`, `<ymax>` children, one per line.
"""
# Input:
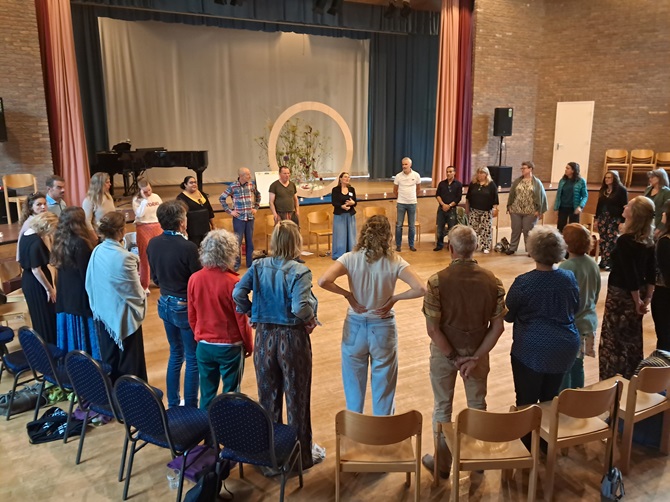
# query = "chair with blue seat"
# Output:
<box><xmin>208</xmin><ymin>392</ymin><xmax>303</xmax><ymax>502</ymax></box>
<box><xmin>0</xmin><ymin>326</ymin><xmax>36</xmax><ymax>420</ymax></box>
<box><xmin>113</xmin><ymin>375</ymin><xmax>210</xmax><ymax>502</ymax></box>
<box><xmin>64</xmin><ymin>350</ymin><xmax>125</xmax><ymax>471</ymax></box>
<box><xmin>17</xmin><ymin>327</ymin><xmax>73</xmax><ymax>429</ymax></box>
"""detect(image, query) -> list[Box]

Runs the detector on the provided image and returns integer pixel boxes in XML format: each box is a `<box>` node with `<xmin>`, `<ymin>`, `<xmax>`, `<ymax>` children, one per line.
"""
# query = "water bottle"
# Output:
<box><xmin>166</xmin><ymin>468</ymin><xmax>180</xmax><ymax>490</ymax></box>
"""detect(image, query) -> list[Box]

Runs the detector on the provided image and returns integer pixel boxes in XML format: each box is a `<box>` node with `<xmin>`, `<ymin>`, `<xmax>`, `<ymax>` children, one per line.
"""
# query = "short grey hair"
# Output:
<box><xmin>448</xmin><ymin>225</ymin><xmax>477</xmax><ymax>256</ymax></box>
<box><xmin>199</xmin><ymin>229</ymin><xmax>239</xmax><ymax>271</ymax></box>
<box><xmin>526</xmin><ymin>225</ymin><xmax>567</xmax><ymax>266</ymax></box>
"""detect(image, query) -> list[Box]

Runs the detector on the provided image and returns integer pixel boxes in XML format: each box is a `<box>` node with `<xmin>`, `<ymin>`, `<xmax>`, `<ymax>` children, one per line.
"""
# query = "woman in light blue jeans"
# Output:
<box><xmin>319</xmin><ymin>215</ymin><xmax>426</xmax><ymax>415</ymax></box>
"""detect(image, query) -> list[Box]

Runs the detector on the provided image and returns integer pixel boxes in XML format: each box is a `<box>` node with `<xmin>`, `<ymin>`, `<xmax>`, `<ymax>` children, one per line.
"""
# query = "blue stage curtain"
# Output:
<box><xmin>368</xmin><ymin>33</ymin><xmax>439</xmax><ymax>179</ymax></box>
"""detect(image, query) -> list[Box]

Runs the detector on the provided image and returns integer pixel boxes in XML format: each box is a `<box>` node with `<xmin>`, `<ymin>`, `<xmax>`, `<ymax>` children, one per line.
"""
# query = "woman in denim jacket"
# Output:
<box><xmin>233</xmin><ymin>220</ymin><xmax>319</xmax><ymax>470</ymax></box>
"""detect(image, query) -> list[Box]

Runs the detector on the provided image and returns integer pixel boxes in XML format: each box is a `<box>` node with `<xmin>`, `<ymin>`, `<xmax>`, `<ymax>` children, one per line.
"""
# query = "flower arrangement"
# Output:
<box><xmin>256</xmin><ymin>117</ymin><xmax>331</xmax><ymax>193</ymax></box>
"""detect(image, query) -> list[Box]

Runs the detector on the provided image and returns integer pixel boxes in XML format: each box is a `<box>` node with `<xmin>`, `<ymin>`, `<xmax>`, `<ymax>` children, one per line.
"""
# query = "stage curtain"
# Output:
<box><xmin>35</xmin><ymin>0</ymin><xmax>89</xmax><ymax>206</ymax></box>
<box><xmin>454</xmin><ymin>0</ymin><xmax>474</xmax><ymax>184</ymax></box>
<box><xmin>98</xmin><ymin>19</ymin><xmax>370</xmax><ymax>185</ymax></box>
<box><xmin>367</xmin><ymin>34</ymin><xmax>439</xmax><ymax>179</ymax></box>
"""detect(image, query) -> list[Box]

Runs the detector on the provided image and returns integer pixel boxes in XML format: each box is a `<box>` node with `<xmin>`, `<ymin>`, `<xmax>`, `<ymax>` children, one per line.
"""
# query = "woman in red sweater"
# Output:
<box><xmin>187</xmin><ymin>229</ymin><xmax>253</xmax><ymax>410</ymax></box>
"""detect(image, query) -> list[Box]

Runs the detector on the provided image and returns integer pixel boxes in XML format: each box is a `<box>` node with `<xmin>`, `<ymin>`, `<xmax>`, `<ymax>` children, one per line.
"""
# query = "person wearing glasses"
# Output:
<box><xmin>505</xmin><ymin>161</ymin><xmax>547</xmax><ymax>255</ymax></box>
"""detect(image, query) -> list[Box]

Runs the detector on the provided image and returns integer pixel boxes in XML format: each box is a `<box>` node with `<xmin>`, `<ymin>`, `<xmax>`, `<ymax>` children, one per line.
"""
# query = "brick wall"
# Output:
<box><xmin>472</xmin><ymin>0</ymin><xmax>670</xmax><ymax>184</ymax></box>
<box><xmin>0</xmin><ymin>0</ymin><xmax>53</xmax><ymax>187</ymax></box>
<box><xmin>471</xmin><ymin>0</ymin><xmax>545</xmax><ymax>179</ymax></box>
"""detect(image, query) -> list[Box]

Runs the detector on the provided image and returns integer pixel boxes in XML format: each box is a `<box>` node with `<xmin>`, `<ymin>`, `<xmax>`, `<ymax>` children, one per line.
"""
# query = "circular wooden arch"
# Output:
<box><xmin>268</xmin><ymin>101</ymin><xmax>354</xmax><ymax>198</ymax></box>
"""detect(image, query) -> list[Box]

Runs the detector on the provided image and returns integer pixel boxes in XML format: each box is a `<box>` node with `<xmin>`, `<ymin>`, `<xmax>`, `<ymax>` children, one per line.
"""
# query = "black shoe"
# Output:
<box><xmin>433</xmin><ymin>246</ymin><xmax>443</xmax><ymax>252</ymax></box>
<box><xmin>598</xmin><ymin>261</ymin><xmax>608</xmax><ymax>269</ymax></box>
<box><xmin>409</xmin><ymin>246</ymin><xmax>417</xmax><ymax>252</ymax></box>
<box><xmin>296</xmin><ymin>257</ymin><xmax>305</xmax><ymax>263</ymax></box>
<box><xmin>396</xmin><ymin>246</ymin><xmax>401</xmax><ymax>252</ymax></box>
<box><xmin>421</xmin><ymin>454</ymin><xmax>450</xmax><ymax>479</ymax></box>
<box><xmin>505</xmin><ymin>249</ymin><xmax>516</xmax><ymax>255</ymax></box>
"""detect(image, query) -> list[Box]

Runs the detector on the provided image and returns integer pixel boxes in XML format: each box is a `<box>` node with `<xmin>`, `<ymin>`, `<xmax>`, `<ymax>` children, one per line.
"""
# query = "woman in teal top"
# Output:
<box><xmin>643</xmin><ymin>169</ymin><xmax>670</xmax><ymax>236</ymax></box>
<box><xmin>554</xmin><ymin>162</ymin><xmax>588</xmax><ymax>232</ymax></box>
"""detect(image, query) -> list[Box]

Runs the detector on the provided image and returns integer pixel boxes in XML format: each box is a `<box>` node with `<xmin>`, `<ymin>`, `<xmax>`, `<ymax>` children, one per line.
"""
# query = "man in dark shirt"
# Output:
<box><xmin>434</xmin><ymin>166</ymin><xmax>463</xmax><ymax>251</ymax></box>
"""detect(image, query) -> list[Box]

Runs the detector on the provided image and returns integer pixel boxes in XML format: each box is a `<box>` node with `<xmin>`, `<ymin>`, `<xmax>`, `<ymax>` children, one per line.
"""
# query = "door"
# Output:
<box><xmin>551</xmin><ymin>101</ymin><xmax>595</xmax><ymax>183</ymax></box>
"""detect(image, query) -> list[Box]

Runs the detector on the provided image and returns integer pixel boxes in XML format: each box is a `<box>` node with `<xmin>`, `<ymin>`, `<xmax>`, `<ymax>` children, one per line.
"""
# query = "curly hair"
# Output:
<box><xmin>50</xmin><ymin>207</ymin><xmax>97</xmax><ymax>268</ymax></box>
<box><xmin>270</xmin><ymin>220</ymin><xmax>302</xmax><ymax>260</ymax></box>
<box><xmin>623</xmin><ymin>196</ymin><xmax>655</xmax><ymax>246</ymax></box>
<box><xmin>97</xmin><ymin>211</ymin><xmax>126</xmax><ymax>240</ymax></box>
<box><xmin>19</xmin><ymin>192</ymin><xmax>47</xmax><ymax>225</ymax></box>
<box><xmin>199</xmin><ymin>229</ymin><xmax>239</xmax><ymax>271</ymax></box>
<box><xmin>354</xmin><ymin>215</ymin><xmax>395</xmax><ymax>263</ymax></box>
<box><xmin>562</xmin><ymin>223</ymin><xmax>592</xmax><ymax>255</ymax></box>
<box><xmin>28</xmin><ymin>211</ymin><xmax>59</xmax><ymax>236</ymax></box>
<box><xmin>526</xmin><ymin>225</ymin><xmax>567</xmax><ymax>266</ymax></box>
<box><xmin>87</xmin><ymin>172</ymin><xmax>112</xmax><ymax>208</ymax></box>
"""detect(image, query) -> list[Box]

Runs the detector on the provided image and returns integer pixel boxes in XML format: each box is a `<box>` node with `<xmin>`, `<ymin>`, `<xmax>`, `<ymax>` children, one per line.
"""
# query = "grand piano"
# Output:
<box><xmin>94</xmin><ymin>148</ymin><xmax>208</xmax><ymax>196</ymax></box>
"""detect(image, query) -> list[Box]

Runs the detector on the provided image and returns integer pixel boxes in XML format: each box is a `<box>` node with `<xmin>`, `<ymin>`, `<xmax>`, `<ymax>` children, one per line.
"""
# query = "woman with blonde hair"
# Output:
<box><xmin>465</xmin><ymin>166</ymin><xmax>499</xmax><ymax>253</ymax></box>
<box><xmin>319</xmin><ymin>215</ymin><xmax>426</xmax><ymax>415</ymax></box>
<box><xmin>82</xmin><ymin>172</ymin><xmax>115</xmax><ymax>227</ymax></box>
<box><xmin>599</xmin><ymin>196</ymin><xmax>656</xmax><ymax>380</ymax></box>
<box><xmin>50</xmin><ymin>207</ymin><xmax>100</xmax><ymax>356</ymax></box>
<box><xmin>19</xmin><ymin>211</ymin><xmax>59</xmax><ymax>344</ymax></box>
<box><xmin>234</xmin><ymin>220</ymin><xmax>319</xmax><ymax>469</ymax></box>
<box><xmin>132</xmin><ymin>178</ymin><xmax>163</xmax><ymax>292</ymax></box>
<box><xmin>189</xmin><ymin>229</ymin><xmax>253</xmax><ymax>411</ymax></box>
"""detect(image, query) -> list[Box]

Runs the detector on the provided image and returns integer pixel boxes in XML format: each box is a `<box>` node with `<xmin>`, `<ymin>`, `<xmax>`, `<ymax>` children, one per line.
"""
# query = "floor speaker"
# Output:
<box><xmin>488</xmin><ymin>166</ymin><xmax>512</xmax><ymax>189</ymax></box>
<box><xmin>0</xmin><ymin>98</ymin><xmax>7</xmax><ymax>142</ymax></box>
<box><xmin>493</xmin><ymin>107</ymin><xmax>513</xmax><ymax>137</ymax></box>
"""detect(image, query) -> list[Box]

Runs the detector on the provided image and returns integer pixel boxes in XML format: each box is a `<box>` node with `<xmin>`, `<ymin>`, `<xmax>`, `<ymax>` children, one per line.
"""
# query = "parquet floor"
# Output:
<box><xmin>1</xmin><ymin>228</ymin><xmax>668</xmax><ymax>501</ymax></box>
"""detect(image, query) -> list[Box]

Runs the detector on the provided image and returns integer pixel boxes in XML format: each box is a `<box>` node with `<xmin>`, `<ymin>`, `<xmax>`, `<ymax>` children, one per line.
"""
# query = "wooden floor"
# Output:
<box><xmin>1</xmin><ymin>229</ymin><xmax>669</xmax><ymax>501</ymax></box>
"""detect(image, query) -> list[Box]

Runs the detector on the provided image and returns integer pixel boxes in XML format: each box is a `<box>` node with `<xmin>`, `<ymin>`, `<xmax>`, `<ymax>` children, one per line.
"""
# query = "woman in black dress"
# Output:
<box><xmin>19</xmin><ymin>211</ymin><xmax>59</xmax><ymax>344</ymax></box>
<box><xmin>176</xmin><ymin>176</ymin><xmax>214</xmax><ymax>247</ymax></box>
<box><xmin>595</xmin><ymin>170</ymin><xmax>628</xmax><ymax>270</ymax></box>
<box><xmin>50</xmin><ymin>207</ymin><xmax>100</xmax><ymax>357</ymax></box>
<box><xmin>465</xmin><ymin>166</ymin><xmax>499</xmax><ymax>253</ymax></box>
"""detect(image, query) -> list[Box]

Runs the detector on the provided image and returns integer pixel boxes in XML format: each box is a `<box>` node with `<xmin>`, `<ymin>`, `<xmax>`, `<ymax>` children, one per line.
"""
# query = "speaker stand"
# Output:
<box><xmin>497</xmin><ymin>136</ymin><xmax>505</xmax><ymax>166</ymax></box>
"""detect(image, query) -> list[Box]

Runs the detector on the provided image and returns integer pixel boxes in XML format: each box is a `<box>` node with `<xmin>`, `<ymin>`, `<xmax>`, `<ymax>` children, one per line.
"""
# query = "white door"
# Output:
<box><xmin>551</xmin><ymin>101</ymin><xmax>595</xmax><ymax>183</ymax></box>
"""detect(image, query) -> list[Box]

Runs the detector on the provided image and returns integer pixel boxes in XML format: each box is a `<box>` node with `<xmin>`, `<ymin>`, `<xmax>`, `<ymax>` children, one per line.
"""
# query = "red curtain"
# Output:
<box><xmin>431</xmin><ymin>0</ymin><xmax>475</xmax><ymax>187</ymax></box>
<box><xmin>35</xmin><ymin>0</ymin><xmax>89</xmax><ymax>206</ymax></box>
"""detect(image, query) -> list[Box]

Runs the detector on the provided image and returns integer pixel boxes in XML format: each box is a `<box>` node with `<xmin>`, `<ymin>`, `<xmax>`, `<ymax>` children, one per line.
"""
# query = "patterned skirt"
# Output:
<box><xmin>56</xmin><ymin>312</ymin><xmax>101</xmax><ymax>360</ymax></box>
<box><xmin>598</xmin><ymin>285</ymin><xmax>645</xmax><ymax>380</ymax></box>
<box><xmin>596</xmin><ymin>211</ymin><xmax>622</xmax><ymax>267</ymax></box>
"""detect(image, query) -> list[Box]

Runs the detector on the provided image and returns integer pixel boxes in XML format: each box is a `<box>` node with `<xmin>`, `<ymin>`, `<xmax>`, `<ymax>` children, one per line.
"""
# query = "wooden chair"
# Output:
<box><xmin>0</xmin><ymin>289</ymin><xmax>30</xmax><ymax>328</ymax></box>
<box><xmin>626</xmin><ymin>149</ymin><xmax>655</xmax><ymax>186</ymax></box>
<box><xmin>538</xmin><ymin>380</ymin><xmax>622</xmax><ymax>501</ymax></box>
<box><xmin>656</xmin><ymin>152</ymin><xmax>670</xmax><ymax>176</ymax></box>
<box><xmin>592</xmin><ymin>368</ymin><xmax>670</xmax><ymax>474</ymax></box>
<box><xmin>265</xmin><ymin>214</ymin><xmax>275</xmax><ymax>252</ymax></box>
<box><xmin>580</xmin><ymin>213</ymin><xmax>600</xmax><ymax>261</ymax></box>
<box><xmin>437</xmin><ymin>406</ymin><xmax>542</xmax><ymax>502</ymax></box>
<box><xmin>2</xmin><ymin>174</ymin><xmax>37</xmax><ymax>224</ymax></box>
<box><xmin>603</xmin><ymin>149</ymin><xmax>629</xmax><ymax>179</ymax></box>
<box><xmin>335</xmin><ymin>409</ymin><xmax>422</xmax><ymax>502</ymax></box>
<box><xmin>362</xmin><ymin>206</ymin><xmax>386</xmax><ymax>218</ymax></box>
<box><xmin>307</xmin><ymin>210</ymin><xmax>332</xmax><ymax>256</ymax></box>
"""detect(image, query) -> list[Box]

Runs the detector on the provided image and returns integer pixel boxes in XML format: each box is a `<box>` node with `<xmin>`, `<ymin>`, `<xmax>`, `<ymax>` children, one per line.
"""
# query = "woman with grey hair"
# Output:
<box><xmin>505</xmin><ymin>225</ymin><xmax>579</xmax><ymax>408</ymax></box>
<box><xmin>643</xmin><ymin>169</ymin><xmax>670</xmax><ymax>234</ymax></box>
<box><xmin>187</xmin><ymin>229</ymin><xmax>253</xmax><ymax>411</ymax></box>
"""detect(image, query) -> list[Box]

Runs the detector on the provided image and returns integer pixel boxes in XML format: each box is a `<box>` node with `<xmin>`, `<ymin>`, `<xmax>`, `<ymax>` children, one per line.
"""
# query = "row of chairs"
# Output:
<box><xmin>604</xmin><ymin>149</ymin><xmax>670</xmax><ymax>187</ymax></box>
<box><xmin>2</xmin><ymin>327</ymin><xmax>303</xmax><ymax>502</ymax></box>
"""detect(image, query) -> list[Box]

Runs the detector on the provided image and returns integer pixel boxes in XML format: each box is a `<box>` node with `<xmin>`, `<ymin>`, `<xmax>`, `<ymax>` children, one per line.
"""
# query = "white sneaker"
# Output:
<box><xmin>483</xmin><ymin>249</ymin><xmax>490</xmax><ymax>254</ymax></box>
<box><xmin>312</xmin><ymin>442</ymin><xmax>326</xmax><ymax>464</ymax></box>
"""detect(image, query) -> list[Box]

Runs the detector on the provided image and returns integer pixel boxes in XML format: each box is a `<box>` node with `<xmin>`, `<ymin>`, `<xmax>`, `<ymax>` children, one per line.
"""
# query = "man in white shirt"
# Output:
<box><xmin>393</xmin><ymin>157</ymin><xmax>421</xmax><ymax>251</ymax></box>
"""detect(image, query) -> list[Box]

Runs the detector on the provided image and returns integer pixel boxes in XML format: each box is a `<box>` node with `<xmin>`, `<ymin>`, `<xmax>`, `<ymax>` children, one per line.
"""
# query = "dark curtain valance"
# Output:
<box><xmin>71</xmin><ymin>0</ymin><xmax>439</xmax><ymax>36</ymax></box>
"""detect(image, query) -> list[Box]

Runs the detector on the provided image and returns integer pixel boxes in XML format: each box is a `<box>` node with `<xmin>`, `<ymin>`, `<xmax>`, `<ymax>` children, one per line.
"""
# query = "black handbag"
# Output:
<box><xmin>0</xmin><ymin>383</ymin><xmax>47</xmax><ymax>417</ymax></box>
<box><xmin>26</xmin><ymin>406</ymin><xmax>84</xmax><ymax>444</ymax></box>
